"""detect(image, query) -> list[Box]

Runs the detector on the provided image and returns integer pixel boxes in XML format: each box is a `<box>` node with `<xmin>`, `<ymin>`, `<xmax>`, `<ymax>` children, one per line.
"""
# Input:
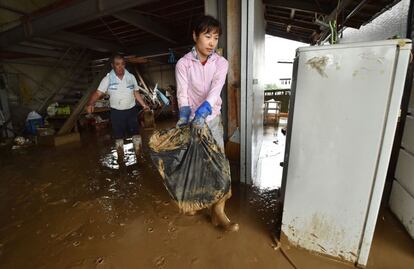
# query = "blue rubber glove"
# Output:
<box><xmin>176</xmin><ymin>106</ymin><xmax>191</xmax><ymax>127</ymax></box>
<box><xmin>192</xmin><ymin>101</ymin><xmax>212</xmax><ymax>129</ymax></box>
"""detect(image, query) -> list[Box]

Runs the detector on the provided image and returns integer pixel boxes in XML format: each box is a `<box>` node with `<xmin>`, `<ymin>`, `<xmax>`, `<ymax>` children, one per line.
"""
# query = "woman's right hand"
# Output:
<box><xmin>176</xmin><ymin>118</ymin><xmax>189</xmax><ymax>127</ymax></box>
<box><xmin>176</xmin><ymin>106</ymin><xmax>191</xmax><ymax>127</ymax></box>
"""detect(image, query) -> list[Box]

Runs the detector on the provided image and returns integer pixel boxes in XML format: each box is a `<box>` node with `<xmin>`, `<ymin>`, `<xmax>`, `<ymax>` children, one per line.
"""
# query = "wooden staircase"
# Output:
<box><xmin>57</xmin><ymin>61</ymin><xmax>110</xmax><ymax>135</ymax></box>
<box><xmin>32</xmin><ymin>48</ymin><xmax>111</xmax><ymax>139</ymax></box>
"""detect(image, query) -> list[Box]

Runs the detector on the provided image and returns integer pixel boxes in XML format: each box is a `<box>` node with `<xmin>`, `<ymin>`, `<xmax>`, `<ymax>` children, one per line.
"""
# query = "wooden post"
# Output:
<box><xmin>226</xmin><ymin>0</ymin><xmax>241</xmax><ymax>138</ymax></box>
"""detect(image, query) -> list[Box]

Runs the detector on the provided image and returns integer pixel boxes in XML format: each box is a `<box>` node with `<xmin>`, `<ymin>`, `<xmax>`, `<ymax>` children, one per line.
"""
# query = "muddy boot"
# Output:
<box><xmin>115</xmin><ymin>139</ymin><xmax>124</xmax><ymax>164</ymax></box>
<box><xmin>211</xmin><ymin>196</ymin><xmax>239</xmax><ymax>232</ymax></box>
<box><xmin>132</xmin><ymin>135</ymin><xmax>144</xmax><ymax>163</ymax></box>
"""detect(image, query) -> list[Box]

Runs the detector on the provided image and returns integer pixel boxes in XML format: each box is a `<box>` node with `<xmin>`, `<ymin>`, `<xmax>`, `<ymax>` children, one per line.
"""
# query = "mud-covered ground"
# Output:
<box><xmin>0</xmin><ymin>122</ymin><xmax>413</xmax><ymax>269</ymax></box>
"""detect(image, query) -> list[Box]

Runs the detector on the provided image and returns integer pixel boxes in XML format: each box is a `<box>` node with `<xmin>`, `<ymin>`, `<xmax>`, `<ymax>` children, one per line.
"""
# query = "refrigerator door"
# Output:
<box><xmin>280</xmin><ymin>40</ymin><xmax>412</xmax><ymax>266</ymax></box>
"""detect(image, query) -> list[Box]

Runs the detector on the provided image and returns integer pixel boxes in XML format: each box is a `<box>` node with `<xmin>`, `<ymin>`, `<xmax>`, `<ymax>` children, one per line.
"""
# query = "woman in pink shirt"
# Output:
<box><xmin>175</xmin><ymin>15</ymin><xmax>239</xmax><ymax>232</ymax></box>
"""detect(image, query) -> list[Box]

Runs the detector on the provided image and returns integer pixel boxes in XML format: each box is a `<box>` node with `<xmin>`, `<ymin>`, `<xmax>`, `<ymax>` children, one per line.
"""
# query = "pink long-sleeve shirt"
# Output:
<box><xmin>175</xmin><ymin>51</ymin><xmax>229</xmax><ymax>122</ymax></box>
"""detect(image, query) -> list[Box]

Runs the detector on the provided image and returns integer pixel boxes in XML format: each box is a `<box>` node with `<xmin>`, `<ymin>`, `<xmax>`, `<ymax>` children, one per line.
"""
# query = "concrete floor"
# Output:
<box><xmin>0</xmin><ymin>120</ymin><xmax>413</xmax><ymax>269</ymax></box>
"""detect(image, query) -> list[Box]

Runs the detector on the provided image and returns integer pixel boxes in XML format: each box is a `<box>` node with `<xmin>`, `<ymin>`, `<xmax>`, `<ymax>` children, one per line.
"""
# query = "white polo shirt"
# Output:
<box><xmin>97</xmin><ymin>72</ymin><xmax>139</xmax><ymax>110</ymax></box>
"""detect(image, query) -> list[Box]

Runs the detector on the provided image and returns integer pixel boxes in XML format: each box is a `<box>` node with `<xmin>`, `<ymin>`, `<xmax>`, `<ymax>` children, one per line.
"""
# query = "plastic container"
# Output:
<box><xmin>25</xmin><ymin>118</ymin><xmax>44</xmax><ymax>135</ymax></box>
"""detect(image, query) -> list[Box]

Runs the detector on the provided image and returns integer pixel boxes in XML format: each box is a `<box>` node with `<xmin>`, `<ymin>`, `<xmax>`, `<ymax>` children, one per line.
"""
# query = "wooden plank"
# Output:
<box><xmin>0</xmin><ymin>0</ymin><xmax>156</xmax><ymax>48</ymax></box>
<box><xmin>58</xmin><ymin>62</ymin><xmax>110</xmax><ymax>135</ymax></box>
<box><xmin>114</xmin><ymin>10</ymin><xmax>178</xmax><ymax>44</ymax></box>
<box><xmin>263</xmin><ymin>0</ymin><xmax>329</xmax><ymax>14</ymax></box>
<box><xmin>318</xmin><ymin>0</ymin><xmax>355</xmax><ymax>44</ymax></box>
<box><xmin>134</xmin><ymin>66</ymin><xmax>161</xmax><ymax>107</ymax></box>
<box><xmin>325</xmin><ymin>0</ymin><xmax>354</xmax><ymax>22</ymax></box>
<box><xmin>265</xmin><ymin>14</ymin><xmax>319</xmax><ymax>31</ymax></box>
<box><xmin>227</xmin><ymin>0</ymin><xmax>241</xmax><ymax>139</ymax></box>
<box><xmin>80</xmin><ymin>107</ymin><xmax>111</xmax><ymax>115</ymax></box>
<box><xmin>266</xmin><ymin>28</ymin><xmax>310</xmax><ymax>43</ymax></box>
<box><xmin>134</xmin><ymin>66</ymin><xmax>152</xmax><ymax>94</ymax></box>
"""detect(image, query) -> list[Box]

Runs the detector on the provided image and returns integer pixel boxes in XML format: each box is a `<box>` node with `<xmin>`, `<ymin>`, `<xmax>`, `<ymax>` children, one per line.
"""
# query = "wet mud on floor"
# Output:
<box><xmin>0</xmin><ymin>122</ymin><xmax>413</xmax><ymax>269</ymax></box>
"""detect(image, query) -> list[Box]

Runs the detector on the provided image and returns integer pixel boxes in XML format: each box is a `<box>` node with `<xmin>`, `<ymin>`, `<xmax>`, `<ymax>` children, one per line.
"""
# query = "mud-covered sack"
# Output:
<box><xmin>149</xmin><ymin>125</ymin><xmax>231</xmax><ymax>213</ymax></box>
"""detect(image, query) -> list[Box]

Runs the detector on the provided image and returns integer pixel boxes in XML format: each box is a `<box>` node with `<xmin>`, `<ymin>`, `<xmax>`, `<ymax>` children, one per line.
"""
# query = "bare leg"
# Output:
<box><xmin>211</xmin><ymin>192</ymin><xmax>239</xmax><ymax>232</ymax></box>
<box><xmin>185</xmin><ymin>210</ymin><xmax>197</xmax><ymax>216</ymax></box>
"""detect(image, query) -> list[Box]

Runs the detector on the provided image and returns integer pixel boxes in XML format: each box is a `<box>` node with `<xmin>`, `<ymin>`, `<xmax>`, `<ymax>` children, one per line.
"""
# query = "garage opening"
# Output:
<box><xmin>255</xmin><ymin>35</ymin><xmax>306</xmax><ymax>190</ymax></box>
<box><xmin>240</xmin><ymin>0</ymin><xmax>414</xmax><ymax>268</ymax></box>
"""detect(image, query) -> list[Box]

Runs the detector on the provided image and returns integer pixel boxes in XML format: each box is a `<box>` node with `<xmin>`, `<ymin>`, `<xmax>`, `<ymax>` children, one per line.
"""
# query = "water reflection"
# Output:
<box><xmin>100</xmin><ymin>140</ymin><xmax>137</xmax><ymax>169</ymax></box>
<box><xmin>254</xmin><ymin>120</ymin><xmax>287</xmax><ymax>190</ymax></box>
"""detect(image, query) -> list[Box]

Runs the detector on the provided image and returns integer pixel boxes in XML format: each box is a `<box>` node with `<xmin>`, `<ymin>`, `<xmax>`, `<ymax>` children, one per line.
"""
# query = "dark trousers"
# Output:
<box><xmin>110</xmin><ymin>106</ymin><xmax>140</xmax><ymax>139</ymax></box>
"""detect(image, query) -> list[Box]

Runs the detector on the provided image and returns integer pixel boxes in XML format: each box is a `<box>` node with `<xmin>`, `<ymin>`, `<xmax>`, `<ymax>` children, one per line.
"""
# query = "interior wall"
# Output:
<box><xmin>141</xmin><ymin>64</ymin><xmax>176</xmax><ymax>90</ymax></box>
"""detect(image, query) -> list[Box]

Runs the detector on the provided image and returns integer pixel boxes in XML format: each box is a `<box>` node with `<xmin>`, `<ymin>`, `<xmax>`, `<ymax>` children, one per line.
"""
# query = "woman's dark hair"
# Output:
<box><xmin>193</xmin><ymin>15</ymin><xmax>222</xmax><ymax>37</ymax></box>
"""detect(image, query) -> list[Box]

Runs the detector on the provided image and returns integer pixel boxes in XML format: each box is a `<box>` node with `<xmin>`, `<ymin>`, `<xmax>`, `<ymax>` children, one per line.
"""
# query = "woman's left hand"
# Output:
<box><xmin>192</xmin><ymin>116</ymin><xmax>205</xmax><ymax>129</ymax></box>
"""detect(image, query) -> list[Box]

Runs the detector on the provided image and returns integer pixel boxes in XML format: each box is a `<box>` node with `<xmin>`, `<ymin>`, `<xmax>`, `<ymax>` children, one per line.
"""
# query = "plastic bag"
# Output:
<box><xmin>26</xmin><ymin>111</ymin><xmax>42</xmax><ymax>121</ymax></box>
<box><xmin>149</xmin><ymin>125</ymin><xmax>231</xmax><ymax>213</ymax></box>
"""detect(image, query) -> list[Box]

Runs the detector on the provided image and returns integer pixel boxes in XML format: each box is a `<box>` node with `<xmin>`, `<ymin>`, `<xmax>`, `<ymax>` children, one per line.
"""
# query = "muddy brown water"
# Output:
<box><xmin>0</xmin><ymin>122</ymin><xmax>413</xmax><ymax>269</ymax></box>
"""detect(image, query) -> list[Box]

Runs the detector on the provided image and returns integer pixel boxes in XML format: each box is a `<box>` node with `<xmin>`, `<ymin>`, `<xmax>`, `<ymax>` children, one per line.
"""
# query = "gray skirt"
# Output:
<box><xmin>206</xmin><ymin>115</ymin><xmax>224</xmax><ymax>150</ymax></box>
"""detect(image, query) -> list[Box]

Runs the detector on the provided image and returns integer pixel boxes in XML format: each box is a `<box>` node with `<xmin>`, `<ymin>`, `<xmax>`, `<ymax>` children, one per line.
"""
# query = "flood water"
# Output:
<box><xmin>0</xmin><ymin>120</ymin><xmax>413</xmax><ymax>269</ymax></box>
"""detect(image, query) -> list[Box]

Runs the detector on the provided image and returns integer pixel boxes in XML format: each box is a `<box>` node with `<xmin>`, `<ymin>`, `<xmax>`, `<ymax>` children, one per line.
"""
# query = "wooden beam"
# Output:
<box><xmin>51</xmin><ymin>31</ymin><xmax>121</xmax><ymax>53</ymax></box>
<box><xmin>267</xmin><ymin>22</ymin><xmax>316</xmax><ymax>35</ymax></box>
<box><xmin>266</xmin><ymin>28</ymin><xmax>310</xmax><ymax>44</ymax></box>
<box><xmin>113</xmin><ymin>10</ymin><xmax>178</xmax><ymax>44</ymax></box>
<box><xmin>325</xmin><ymin>0</ymin><xmax>354</xmax><ymax>23</ymax></box>
<box><xmin>290</xmin><ymin>9</ymin><xmax>296</xmax><ymax>19</ymax></box>
<box><xmin>265</xmin><ymin>14</ymin><xmax>319</xmax><ymax>31</ymax></box>
<box><xmin>134</xmin><ymin>66</ymin><xmax>159</xmax><ymax>106</ymax></box>
<box><xmin>0</xmin><ymin>4</ymin><xmax>28</xmax><ymax>15</ymax></box>
<box><xmin>129</xmin><ymin>41</ymin><xmax>192</xmax><ymax>59</ymax></box>
<box><xmin>204</xmin><ymin>0</ymin><xmax>218</xmax><ymax>18</ymax></box>
<box><xmin>0</xmin><ymin>0</ymin><xmax>157</xmax><ymax>48</ymax></box>
<box><xmin>318</xmin><ymin>0</ymin><xmax>355</xmax><ymax>43</ymax></box>
<box><xmin>134</xmin><ymin>66</ymin><xmax>152</xmax><ymax>94</ymax></box>
<box><xmin>227</xmin><ymin>0</ymin><xmax>241</xmax><ymax>138</ymax></box>
<box><xmin>5</xmin><ymin>45</ymin><xmax>63</xmax><ymax>58</ymax></box>
<box><xmin>263</xmin><ymin>0</ymin><xmax>329</xmax><ymax>14</ymax></box>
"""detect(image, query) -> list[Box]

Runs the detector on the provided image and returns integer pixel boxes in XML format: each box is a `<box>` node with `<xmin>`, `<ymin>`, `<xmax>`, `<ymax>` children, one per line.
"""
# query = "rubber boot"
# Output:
<box><xmin>115</xmin><ymin>139</ymin><xmax>124</xmax><ymax>164</ymax></box>
<box><xmin>132</xmin><ymin>135</ymin><xmax>144</xmax><ymax>162</ymax></box>
<box><xmin>211</xmin><ymin>194</ymin><xmax>239</xmax><ymax>232</ymax></box>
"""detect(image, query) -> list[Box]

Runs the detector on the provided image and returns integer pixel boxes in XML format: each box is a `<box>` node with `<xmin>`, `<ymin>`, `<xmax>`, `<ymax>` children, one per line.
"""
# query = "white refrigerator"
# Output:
<box><xmin>280</xmin><ymin>39</ymin><xmax>412</xmax><ymax>267</ymax></box>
